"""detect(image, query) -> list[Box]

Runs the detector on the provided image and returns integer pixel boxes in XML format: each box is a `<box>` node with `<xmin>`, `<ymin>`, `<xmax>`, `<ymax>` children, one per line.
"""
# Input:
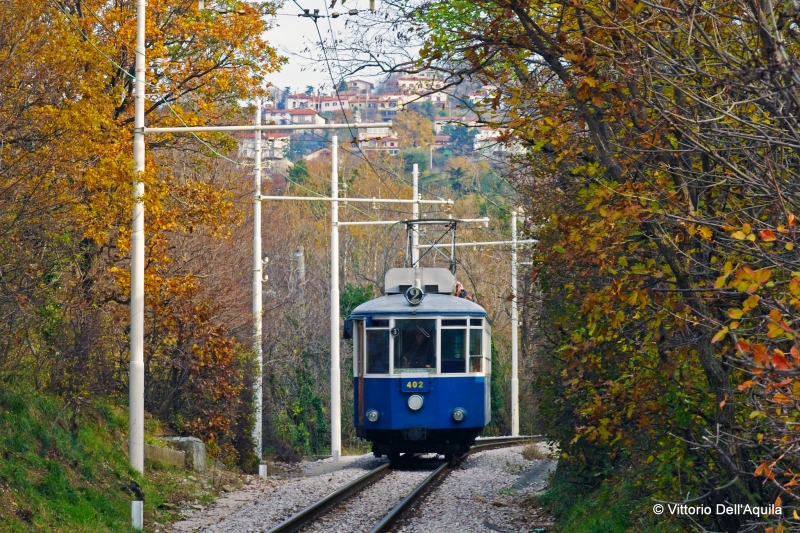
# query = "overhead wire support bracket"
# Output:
<box><xmin>145</xmin><ymin>122</ymin><xmax>390</xmax><ymax>134</ymax></box>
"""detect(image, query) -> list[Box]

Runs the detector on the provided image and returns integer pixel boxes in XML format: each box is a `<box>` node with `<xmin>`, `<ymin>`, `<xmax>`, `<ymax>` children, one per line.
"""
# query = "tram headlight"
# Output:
<box><xmin>366</xmin><ymin>410</ymin><xmax>379</xmax><ymax>423</ymax></box>
<box><xmin>407</xmin><ymin>394</ymin><xmax>424</xmax><ymax>411</ymax></box>
<box><xmin>452</xmin><ymin>408</ymin><xmax>466</xmax><ymax>422</ymax></box>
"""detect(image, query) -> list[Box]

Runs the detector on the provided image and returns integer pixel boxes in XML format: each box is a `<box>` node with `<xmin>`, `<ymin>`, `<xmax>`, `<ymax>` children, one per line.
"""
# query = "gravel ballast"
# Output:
<box><xmin>168</xmin><ymin>454</ymin><xmax>385</xmax><ymax>533</ymax></box>
<box><xmin>167</xmin><ymin>445</ymin><xmax>555</xmax><ymax>533</ymax></box>
<box><xmin>393</xmin><ymin>445</ymin><xmax>556</xmax><ymax>533</ymax></box>
<box><xmin>300</xmin><ymin>466</ymin><xmax>435</xmax><ymax>533</ymax></box>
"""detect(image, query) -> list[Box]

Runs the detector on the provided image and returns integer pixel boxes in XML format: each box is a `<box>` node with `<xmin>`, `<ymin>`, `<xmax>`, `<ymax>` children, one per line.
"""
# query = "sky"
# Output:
<box><xmin>264</xmin><ymin>0</ymin><xmax>386</xmax><ymax>94</ymax></box>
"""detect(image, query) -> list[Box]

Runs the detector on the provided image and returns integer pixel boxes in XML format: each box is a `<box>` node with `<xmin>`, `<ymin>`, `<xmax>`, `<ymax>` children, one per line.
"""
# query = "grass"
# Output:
<box><xmin>0</xmin><ymin>383</ymin><xmax>241</xmax><ymax>532</ymax></box>
<box><xmin>522</xmin><ymin>442</ymin><xmax>555</xmax><ymax>461</ymax></box>
<box><xmin>538</xmin><ymin>473</ymin><xmax>683</xmax><ymax>533</ymax></box>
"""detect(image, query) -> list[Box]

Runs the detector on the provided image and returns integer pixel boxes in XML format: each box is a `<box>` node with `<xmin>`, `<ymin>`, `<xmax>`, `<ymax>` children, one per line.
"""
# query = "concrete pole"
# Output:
<box><xmin>252</xmin><ymin>100</ymin><xmax>264</xmax><ymax>467</ymax></box>
<box><xmin>131</xmin><ymin>0</ymin><xmax>146</xmax><ymax>525</ymax></box>
<box><xmin>412</xmin><ymin>164</ymin><xmax>419</xmax><ymax>266</ymax></box>
<box><xmin>330</xmin><ymin>136</ymin><xmax>341</xmax><ymax>461</ymax></box>
<box><xmin>511</xmin><ymin>208</ymin><xmax>519</xmax><ymax>436</ymax></box>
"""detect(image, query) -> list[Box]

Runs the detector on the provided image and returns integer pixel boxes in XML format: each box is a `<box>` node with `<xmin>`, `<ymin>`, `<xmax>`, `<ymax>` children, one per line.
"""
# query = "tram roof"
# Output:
<box><xmin>350</xmin><ymin>294</ymin><xmax>487</xmax><ymax>317</ymax></box>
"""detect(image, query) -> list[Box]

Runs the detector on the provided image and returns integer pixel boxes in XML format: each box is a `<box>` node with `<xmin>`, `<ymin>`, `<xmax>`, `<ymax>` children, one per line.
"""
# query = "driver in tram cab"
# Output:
<box><xmin>403</xmin><ymin>328</ymin><xmax>433</xmax><ymax>369</ymax></box>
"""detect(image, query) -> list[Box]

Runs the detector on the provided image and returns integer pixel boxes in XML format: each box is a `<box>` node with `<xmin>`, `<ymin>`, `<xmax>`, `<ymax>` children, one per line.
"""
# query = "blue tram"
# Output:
<box><xmin>347</xmin><ymin>267</ymin><xmax>491</xmax><ymax>458</ymax></box>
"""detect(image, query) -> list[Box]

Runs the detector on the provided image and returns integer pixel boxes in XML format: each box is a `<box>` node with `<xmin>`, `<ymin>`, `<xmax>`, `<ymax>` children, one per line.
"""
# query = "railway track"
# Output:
<box><xmin>265</xmin><ymin>436</ymin><xmax>537</xmax><ymax>533</ymax></box>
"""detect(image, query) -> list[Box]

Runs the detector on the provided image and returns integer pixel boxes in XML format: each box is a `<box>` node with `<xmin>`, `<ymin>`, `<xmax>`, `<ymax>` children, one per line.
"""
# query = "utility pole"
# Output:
<box><xmin>131</xmin><ymin>0</ymin><xmax>394</xmax><ymax>515</ymax></box>
<box><xmin>330</xmin><ymin>135</ymin><xmax>341</xmax><ymax>462</ymax></box>
<box><xmin>511</xmin><ymin>208</ymin><xmax>519</xmax><ymax>436</ymax></box>
<box><xmin>252</xmin><ymin>100</ymin><xmax>265</xmax><ymax>472</ymax></box>
<box><xmin>412</xmin><ymin>163</ymin><xmax>419</xmax><ymax>266</ymax></box>
<box><xmin>131</xmin><ymin>0</ymin><xmax>146</xmax><ymax>526</ymax></box>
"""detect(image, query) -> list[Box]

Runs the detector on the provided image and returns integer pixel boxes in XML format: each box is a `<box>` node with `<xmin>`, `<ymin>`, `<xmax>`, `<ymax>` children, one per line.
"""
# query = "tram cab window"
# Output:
<box><xmin>441</xmin><ymin>326</ymin><xmax>467</xmax><ymax>373</ymax></box>
<box><xmin>469</xmin><ymin>329</ymin><xmax>483</xmax><ymax>373</ymax></box>
<box><xmin>366</xmin><ymin>328</ymin><xmax>390</xmax><ymax>374</ymax></box>
<box><xmin>393</xmin><ymin>319</ymin><xmax>436</xmax><ymax>374</ymax></box>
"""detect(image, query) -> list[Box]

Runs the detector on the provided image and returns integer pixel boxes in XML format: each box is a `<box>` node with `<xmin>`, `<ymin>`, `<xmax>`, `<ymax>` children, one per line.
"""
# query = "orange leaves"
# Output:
<box><xmin>729</xmin><ymin>221</ymin><xmax>797</xmax><ymax>251</ymax></box>
<box><xmin>772</xmin><ymin>350</ymin><xmax>791</xmax><ymax>370</ymax></box>
<box><xmin>734</xmin><ymin>341</ymin><xmax>800</xmax><ymax>375</ymax></box>
<box><xmin>722</xmin><ymin>266</ymin><xmax>772</xmax><ymax>293</ymax></box>
<box><xmin>772</xmin><ymin>392</ymin><xmax>792</xmax><ymax>404</ymax></box>
<box><xmin>755</xmin><ymin>461</ymin><xmax>776</xmax><ymax>480</ymax></box>
<box><xmin>765</xmin><ymin>309</ymin><xmax>795</xmax><ymax>340</ymax></box>
<box><xmin>737</xmin><ymin>380</ymin><xmax>756</xmax><ymax>391</ymax></box>
<box><xmin>759</xmin><ymin>229</ymin><xmax>777</xmax><ymax>242</ymax></box>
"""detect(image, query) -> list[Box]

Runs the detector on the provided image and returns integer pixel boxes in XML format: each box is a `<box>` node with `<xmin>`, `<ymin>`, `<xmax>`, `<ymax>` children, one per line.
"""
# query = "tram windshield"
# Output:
<box><xmin>393</xmin><ymin>319</ymin><xmax>436</xmax><ymax>374</ymax></box>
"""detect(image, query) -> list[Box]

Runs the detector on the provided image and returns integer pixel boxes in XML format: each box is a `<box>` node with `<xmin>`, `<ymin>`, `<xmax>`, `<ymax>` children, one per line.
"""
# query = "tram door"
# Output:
<box><xmin>356</xmin><ymin>320</ymin><xmax>365</xmax><ymax>426</ymax></box>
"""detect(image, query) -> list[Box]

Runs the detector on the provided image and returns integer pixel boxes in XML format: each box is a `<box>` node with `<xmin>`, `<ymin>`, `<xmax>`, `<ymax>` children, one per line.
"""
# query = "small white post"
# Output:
<box><xmin>132</xmin><ymin>501</ymin><xmax>143</xmax><ymax>530</ymax></box>
<box><xmin>130</xmin><ymin>0</ymin><xmax>146</xmax><ymax>502</ymax></box>
<box><xmin>412</xmin><ymin>164</ymin><xmax>419</xmax><ymax>266</ymax></box>
<box><xmin>330</xmin><ymin>135</ymin><xmax>341</xmax><ymax>462</ymax></box>
<box><xmin>253</xmin><ymin>99</ymin><xmax>264</xmax><ymax>465</ymax></box>
<box><xmin>511</xmin><ymin>208</ymin><xmax>519</xmax><ymax>436</ymax></box>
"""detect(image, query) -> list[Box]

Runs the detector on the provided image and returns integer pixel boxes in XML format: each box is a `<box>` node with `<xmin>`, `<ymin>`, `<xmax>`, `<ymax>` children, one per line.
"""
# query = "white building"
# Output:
<box><xmin>285</xmin><ymin>93</ymin><xmax>314</xmax><ymax>109</ymax></box>
<box><xmin>346</xmin><ymin>79</ymin><xmax>374</xmax><ymax>95</ymax></box>
<box><xmin>361</xmin><ymin>136</ymin><xmax>400</xmax><ymax>156</ymax></box>
<box><xmin>315</xmin><ymin>96</ymin><xmax>350</xmax><ymax>113</ymax></box>
<box><xmin>263</xmin><ymin>108</ymin><xmax>326</xmax><ymax>126</ymax></box>
<box><xmin>358</xmin><ymin>125</ymin><xmax>392</xmax><ymax>142</ymax></box>
<box><xmin>288</xmin><ymin>108</ymin><xmax>326</xmax><ymax>126</ymax></box>
<box><xmin>396</xmin><ymin>76</ymin><xmax>445</xmax><ymax>93</ymax></box>
<box><xmin>473</xmin><ymin>127</ymin><xmax>526</xmax><ymax>157</ymax></box>
<box><xmin>238</xmin><ymin>132</ymin><xmax>291</xmax><ymax>160</ymax></box>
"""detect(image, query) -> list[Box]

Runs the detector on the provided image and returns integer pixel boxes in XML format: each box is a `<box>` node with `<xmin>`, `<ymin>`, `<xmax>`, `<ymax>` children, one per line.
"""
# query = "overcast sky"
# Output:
<box><xmin>264</xmin><ymin>0</ymin><xmax>387</xmax><ymax>94</ymax></box>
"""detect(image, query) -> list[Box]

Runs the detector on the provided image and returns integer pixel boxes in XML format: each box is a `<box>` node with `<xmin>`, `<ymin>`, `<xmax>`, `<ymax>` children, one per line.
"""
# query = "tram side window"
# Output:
<box><xmin>366</xmin><ymin>329</ymin><xmax>390</xmax><ymax>374</ymax></box>
<box><xmin>441</xmin><ymin>329</ymin><xmax>467</xmax><ymax>373</ymax></box>
<box><xmin>469</xmin><ymin>329</ymin><xmax>483</xmax><ymax>372</ymax></box>
<box><xmin>393</xmin><ymin>319</ymin><xmax>437</xmax><ymax>373</ymax></box>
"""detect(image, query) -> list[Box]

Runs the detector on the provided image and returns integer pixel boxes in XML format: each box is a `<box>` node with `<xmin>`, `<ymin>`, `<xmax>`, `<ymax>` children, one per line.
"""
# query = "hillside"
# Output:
<box><xmin>0</xmin><ymin>382</ymin><xmax>237</xmax><ymax>532</ymax></box>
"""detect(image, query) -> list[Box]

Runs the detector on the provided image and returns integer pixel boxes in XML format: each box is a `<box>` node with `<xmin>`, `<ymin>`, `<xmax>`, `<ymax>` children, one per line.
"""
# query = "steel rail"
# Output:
<box><xmin>264</xmin><ymin>463</ymin><xmax>390</xmax><ymax>533</ymax></box>
<box><xmin>368</xmin><ymin>461</ymin><xmax>449</xmax><ymax>533</ymax></box>
<box><xmin>368</xmin><ymin>436</ymin><xmax>537</xmax><ymax>533</ymax></box>
<box><xmin>264</xmin><ymin>436</ymin><xmax>539</xmax><ymax>533</ymax></box>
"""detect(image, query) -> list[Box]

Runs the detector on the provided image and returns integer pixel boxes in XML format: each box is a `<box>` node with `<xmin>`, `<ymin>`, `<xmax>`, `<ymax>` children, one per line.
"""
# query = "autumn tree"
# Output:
<box><xmin>329</xmin><ymin>0</ymin><xmax>800</xmax><ymax>529</ymax></box>
<box><xmin>0</xmin><ymin>0</ymin><xmax>283</xmax><ymax>467</ymax></box>
<box><xmin>391</xmin><ymin>110</ymin><xmax>435</xmax><ymax>149</ymax></box>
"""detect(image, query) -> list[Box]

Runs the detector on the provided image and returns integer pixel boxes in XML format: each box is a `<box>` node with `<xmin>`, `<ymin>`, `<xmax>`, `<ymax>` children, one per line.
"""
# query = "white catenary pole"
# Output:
<box><xmin>131</xmin><ymin>0</ymin><xmax>146</xmax><ymax>526</ymax></box>
<box><xmin>412</xmin><ymin>163</ymin><xmax>419</xmax><ymax>268</ymax></box>
<box><xmin>330</xmin><ymin>135</ymin><xmax>341</xmax><ymax>462</ymax></box>
<box><xmin>511</xmin><ymin>208</ymin><xmax>519</xmax><ymax>436</ymax></box>
<box><xmin>252</xmin><ymin>100</ymin><xmax>264</xmax><ymax>470</ymax></box>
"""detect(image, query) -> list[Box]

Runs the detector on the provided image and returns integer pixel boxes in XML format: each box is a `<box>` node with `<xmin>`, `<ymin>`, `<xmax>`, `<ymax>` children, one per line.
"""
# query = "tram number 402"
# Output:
<box><xmin>401</xmin><ymin>380</ymin><xmax>428</xmax><ymax>392</ymax></box>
